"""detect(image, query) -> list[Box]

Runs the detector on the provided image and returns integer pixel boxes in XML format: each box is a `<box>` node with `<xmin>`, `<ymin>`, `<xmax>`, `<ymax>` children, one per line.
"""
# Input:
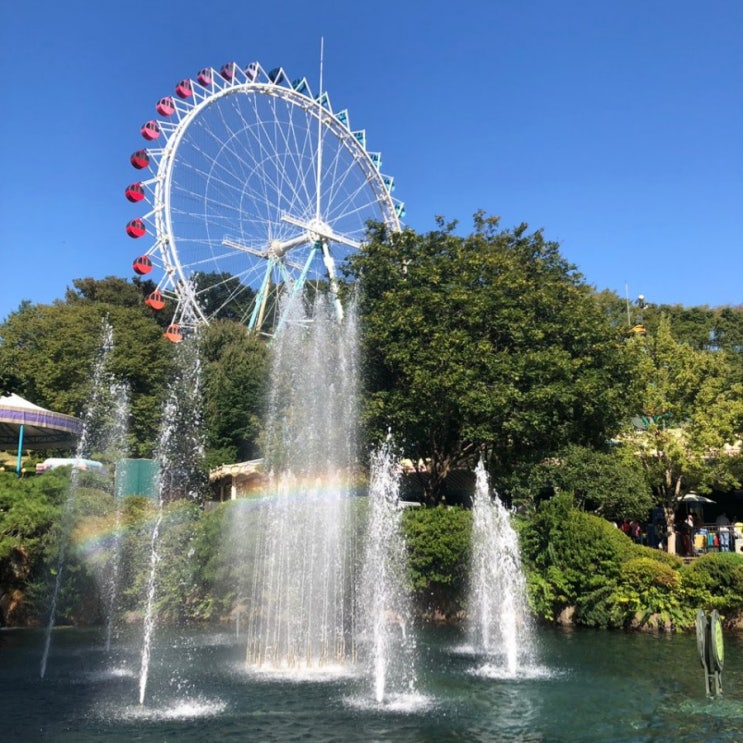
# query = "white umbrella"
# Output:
<box><xmin>676</xmin><ymin>492</ymin><xmax>716</xmax><ymax>504</ymax></box>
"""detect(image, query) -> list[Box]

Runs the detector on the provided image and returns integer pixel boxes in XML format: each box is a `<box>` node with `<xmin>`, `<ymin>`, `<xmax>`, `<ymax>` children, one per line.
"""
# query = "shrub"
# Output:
<box><xmin>402</xmin><ymin>506</ymin><xmax>471</xmax><ymax>620</ymax></box>
<box><xmin>521</xmin><ymin>494</ymin><xmax>689</xmax><ymax>628</ymax></box>
<box><xmin>681</xmin><ymin>552</ymin><xmax>743</xmax><ymax>620</ymax></box>
<box><xmin>606</xmin><ymin>557</ymin><xmax>685</xmax><ymax>629</ymax></box>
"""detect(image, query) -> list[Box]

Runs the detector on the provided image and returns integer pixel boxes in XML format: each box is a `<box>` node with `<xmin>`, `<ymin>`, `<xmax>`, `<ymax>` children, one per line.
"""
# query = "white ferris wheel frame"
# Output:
<box><xmin>129</xmin><ymin>61</ymin><xmax>403</xmax><ymax>334</ymax></box>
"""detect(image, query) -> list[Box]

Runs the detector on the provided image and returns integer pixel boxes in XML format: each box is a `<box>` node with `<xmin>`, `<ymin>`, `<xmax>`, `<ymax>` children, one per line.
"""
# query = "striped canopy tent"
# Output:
<box><xmin>0</xmin><ymin>393</ymin><xmax>82</xmax><ymax>475</ymax></box>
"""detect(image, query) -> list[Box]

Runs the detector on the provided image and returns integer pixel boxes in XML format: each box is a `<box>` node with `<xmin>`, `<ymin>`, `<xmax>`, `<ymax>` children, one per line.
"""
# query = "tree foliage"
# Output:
<box><xmin>525</xmin><ymin>443</ymin><xmax>653</xmax><ymax>519</ymax></box>
<box><xmin>199</xmin><ymin>320</ymin><xmax>269</xmax><ymax>465</ymax></box>
<box><xmin>0</xmin><ymin>294</ymin><xmax>175</xmax><ymax>456</ymax></box>
<box><xmin>0</xmin><ymin>278</ymin><xmax>272</xmax><ymax>463</ymax></box>
<box><xmin>625</xmin><ymin>315</ymin><xmax>743</xmax><ymax>547</ymax></box>
<box><xmin>402</xmin><ymin>505</ymin><xmax>471</xmax><ymax>619</ymax></box>
<box><xmin>346</xmin><ymin>215</ymin><xmax>636</xmax><ymax>504</ymax></box>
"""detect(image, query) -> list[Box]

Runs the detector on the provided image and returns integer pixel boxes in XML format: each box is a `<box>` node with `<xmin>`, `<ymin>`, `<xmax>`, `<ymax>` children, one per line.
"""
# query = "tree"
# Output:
<box><xmin>345</xmin><ymin>215</ymin><xmax>636</xmax><ymax>504</ymax></box>
<box><xmin>65</xmin><ymin>276</ymin><xmax>151</xmax><ymax>309</ymax></box>
<box><xmin>526</xmin><ymin>443</ymin><xmax>653</xmax><ymax>519</ymax></box>
<box><xmin>626</xmin><ymin>315</ymin><xmax>743</xmax><ymax>551</ymax></box>
<box><xmin>199</xmin><ymin>320</ymin><xmax>269</xmax><ymax>465</ymax></box>
<box><xmin>0</xmin><ymin>289</ymin><xmax>175</xmax><ymax>456</ymax></box>
<box><xmin>192</xmin><ymin>272</ymin><xmax>257</xmax><ymax>323</ymax></box>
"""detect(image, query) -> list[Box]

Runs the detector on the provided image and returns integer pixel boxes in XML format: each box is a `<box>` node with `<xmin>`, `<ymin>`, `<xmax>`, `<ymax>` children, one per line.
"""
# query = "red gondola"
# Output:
<box><xmin>132</xmin><ymin>255</ymin><xmax>153</xmax><ymax>275</ymax></box>
<box><xmin>175</xmin><ymin>79</ymin><xmax>193</xmax><ymax>98</ymax></box>
<box><xmin>125</xmin><ymin>183</ymin><xmax>145</xmax><ymax>202</ymax></box>
<box><xmin>164</xmin><ymin>324</ymin><xmax>183</xmax><ymax>343</ymax></box>
<box><xmin>220</xmin><ymin>62</ymin><xmax>236</xmax><ymax>80</ymax></box>
<box><xmin>141</xmin><ymin>120</ymin><xmax>160</xmax><ymax>141</ymax></box>
<box><xmin>130</xmin><ymin>150</ymin><xmax>149</xmax><ymax>169</ymax></box>
<box><xmin>156</xmin><ymin>97</ymin><xmax>175</xmax><ymax>116</ymax></box>
<box><xmin>145</xmin><ymin>291</ymin><xmax>165</xmax><ymax>311</ymax></box>
<box><xmin>197</xmin><ymin>68</ymin><xmax>213</xmax><ymax>86</ymax></box>
<box><xmin>126</xmin><ymin>219</ymin><xmax>146</xmax><ymax>238</ymax></box>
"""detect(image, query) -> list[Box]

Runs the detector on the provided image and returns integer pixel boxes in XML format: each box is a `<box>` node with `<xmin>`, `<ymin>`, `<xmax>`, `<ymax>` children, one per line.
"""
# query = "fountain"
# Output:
<box><xmin>21</xmin><ymin>309</ymin><xmax>743</xmax><ymax>740</ymax></box>
<box><xmin>243</xmin><ymin>297</ymin><xmax>360</xmax><ymax>671</ymax></box>
<box><xmin>138</xmin><ymin>338</ymin><xmax>206</xmax><ymax>704</ymax></box>
<box><xmin>41</xmin><ymin>319</ymin><xmax>129</xmax><ymax>677</ymax></box>
<box><xmin>101</xmin><ymin>382</ymin><xmax>129</xmax><ymax>652</ymax></box>
<box><xmin>358</xmin><ymin>441</ymin><xmax>417</xmax><ymax>703</ymax></box>
<box><xmin>467</xmin><ymin>459</ymin><xmax>537</xmax><ymax>675</ymax></box>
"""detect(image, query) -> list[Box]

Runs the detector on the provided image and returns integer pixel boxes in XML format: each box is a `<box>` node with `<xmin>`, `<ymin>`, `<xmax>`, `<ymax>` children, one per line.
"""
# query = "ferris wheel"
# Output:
<box><xmin>124</xmin><ymin>59</ymin><xmax>404</xmax><ymax>342</ymax></box>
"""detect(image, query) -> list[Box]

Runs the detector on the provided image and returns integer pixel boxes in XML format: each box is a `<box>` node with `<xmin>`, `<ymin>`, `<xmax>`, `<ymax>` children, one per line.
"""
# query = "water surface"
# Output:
<box><xmin>2</xmin><ymin>625</ymin><xmax>742</xmax><ymax>742</ymax></box>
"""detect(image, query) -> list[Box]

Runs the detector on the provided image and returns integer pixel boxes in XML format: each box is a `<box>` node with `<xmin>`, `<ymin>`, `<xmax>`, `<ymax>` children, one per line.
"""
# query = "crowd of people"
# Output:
<box><xmin>612</xmin><ymin>509</ymin><xmax>743</xmax><ymax>557</ymax></box>
<box><xmin>676</xmin><ymin>510</ymin><xmax>742</xmax><ymax>557</ymax></box>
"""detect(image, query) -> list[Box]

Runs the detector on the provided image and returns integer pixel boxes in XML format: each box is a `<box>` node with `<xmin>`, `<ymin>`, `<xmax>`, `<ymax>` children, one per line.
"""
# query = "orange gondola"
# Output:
<box><xmin>164</xmin><ymin>324</ymin><xmax>183</xmax><ymax>343</ymax></box>
<box><xmin>126</xmin><ymin>219</ymin><xmax>146</xmax><ymax>238</ymax></box>
<box><xmin>125</xmin><ymin>183</ymin><xmax>145</xmax><ymax>202</ymax></box>
<box><xmin>132</xmin><ymin>255</ymin><xmax>153</xmax><ymax>275</ymax></box>
<box><xmin>145</xmin><ymin>290</ymin><xmax>165</xmax><ymax>311</ymax></box>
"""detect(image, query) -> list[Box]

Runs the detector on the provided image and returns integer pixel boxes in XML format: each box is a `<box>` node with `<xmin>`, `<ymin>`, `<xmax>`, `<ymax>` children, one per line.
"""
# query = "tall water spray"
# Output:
<box><xmin>41</xmin><ymin>319</ymin><xmax>129</xmax><ymax>677</ymax></box>
<box><xmin>102</xmin><ymin>382</ymin><xmax>129</xmax><ymax>652</ymax></box>
<box><xmin>244</xmin><ymin>297</ymin><xmax>359</xmax><ymax>670</ymax></box>
<box><xmin>138</xmin><ymin>339</ymin><xmax>206</xmax><ymax>704</ymax></box>
<box><xmin>358</xmin><ymin>443</ymin><xmax>417</xmax><ymax>702</ymax></box>
<box><xmin>467</xmin><ymin>460</ymin><xmax>536</xmax><ymax>675</ymax></box>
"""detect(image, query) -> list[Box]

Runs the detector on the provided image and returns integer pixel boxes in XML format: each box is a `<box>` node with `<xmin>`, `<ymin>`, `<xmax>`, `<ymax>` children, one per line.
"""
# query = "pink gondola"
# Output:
<box><xmin>220</xmin><ymin>62</ymin><xmax>237</xmax><ymax>81</ymax></box>
<box><xmin>156</xmin><ymin>97</ymin><xmax>175</xmax><ymax>116</ymax></box>
<box><xmin>175</xmin><ymin>79</ymin><xmax>193</xmax><ymax>99</ymax></box>
<box><xmin>141</xmin><ymin>120</ymin><xmax>160</xmax><ymax>141</ymax></box>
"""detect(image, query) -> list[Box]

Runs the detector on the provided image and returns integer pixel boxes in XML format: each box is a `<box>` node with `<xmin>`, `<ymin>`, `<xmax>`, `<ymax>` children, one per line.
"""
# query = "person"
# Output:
<box><xmin>716</xmin><ymin>512</ymin><xmax>731</xmax><ymax>552</ymax></box>
<box><xmin>679</xmin><ymin>514</ymin><xmax>694</xmax><ymax>557</ymax></box>
<box><xmin>686</xmin><ymin>513</ymin><xmax>695</xmax><ymax>556</ymax></box>
<box><xmin>733</xmin><ymin>517</ymin><xmax>743</xmax><ymax>554</ymax></box>
<box><xmin>630</xmin><ymin>520</ymin><xmax>641</xmax><ymax>543</ymax></box>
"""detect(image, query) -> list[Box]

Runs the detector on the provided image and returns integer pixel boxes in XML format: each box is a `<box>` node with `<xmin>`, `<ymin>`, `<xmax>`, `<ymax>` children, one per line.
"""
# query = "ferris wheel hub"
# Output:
<box><xmin>281</xmin><ymin>214</ymin><xmax>360</xmax><ymax>251</ymax></box>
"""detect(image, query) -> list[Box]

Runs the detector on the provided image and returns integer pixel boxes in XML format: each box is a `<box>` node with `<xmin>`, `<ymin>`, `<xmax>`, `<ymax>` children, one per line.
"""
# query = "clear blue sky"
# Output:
<box><xmin>1</xmin><ymin>0</ymin><xmax>741</xmax><ymax>322</ymax></box>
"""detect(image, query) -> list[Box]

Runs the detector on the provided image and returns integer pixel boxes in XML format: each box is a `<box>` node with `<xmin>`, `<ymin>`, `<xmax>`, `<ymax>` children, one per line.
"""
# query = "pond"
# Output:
<box><xmin>2</xmin><ymin>624</ymin><xmax>742</xmax><ymax>742</ymax></box>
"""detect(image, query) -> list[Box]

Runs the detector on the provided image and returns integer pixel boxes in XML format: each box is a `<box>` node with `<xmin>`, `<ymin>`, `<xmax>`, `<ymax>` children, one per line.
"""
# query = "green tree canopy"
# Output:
<box><xmin>625</xmin><ymin>314</ymin><xmax>743</xmax><ymax>549</ymax></box>
<box><xmin>525</xmin><ymin>443</ymin><xmax>653</xmax><ymax>519</ymax></box>
<box><xmin>0</xmin><ymin>288</ymin><xmax>175</xmax><ymax>456</ymax></box>
<box><xmin>346</xmin><ymin>215</ymin><xmax>636</xmax><ymax>504</ymax></box>
<box><xmin>199</xmin><ymin>320</ymin><xmax>269</xmax><ymax>465</ymax></box>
